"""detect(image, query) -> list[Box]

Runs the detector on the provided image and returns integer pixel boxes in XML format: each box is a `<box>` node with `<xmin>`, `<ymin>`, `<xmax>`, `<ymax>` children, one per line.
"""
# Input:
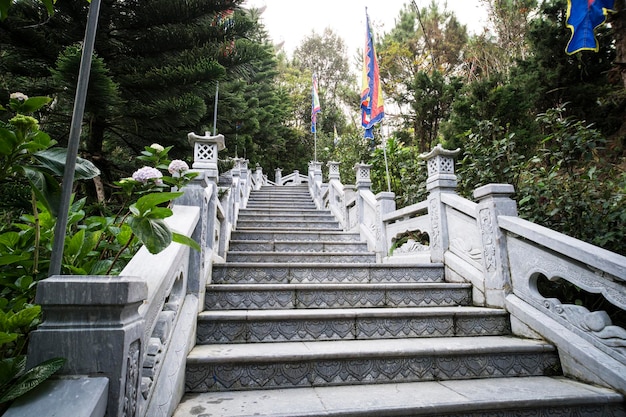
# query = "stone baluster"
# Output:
<box><xmin>294</xmin><ymin>169</ymin><xmax>301</xmax><ymax>185</ymax></box>
<box><xmin>474</xmin><ymin>184</ymin><xmax>518</xmax><ymax>308</ymax></box>
<box><xmin>353</xmin><ymin>162</ymin><xmax>372</xmax><ymax>234</ymax></box>
<box><xmin>419</xmin><ymin>144</ymin><xmax>460</xmax><ymax>263</ymax></box>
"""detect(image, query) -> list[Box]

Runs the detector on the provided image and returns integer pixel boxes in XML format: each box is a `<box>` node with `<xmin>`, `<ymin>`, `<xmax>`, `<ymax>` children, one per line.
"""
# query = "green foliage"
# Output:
<box><xmin>457</xmin><ymin>108</ymin><xmax>625</xmax><ymax>256</ymax></box>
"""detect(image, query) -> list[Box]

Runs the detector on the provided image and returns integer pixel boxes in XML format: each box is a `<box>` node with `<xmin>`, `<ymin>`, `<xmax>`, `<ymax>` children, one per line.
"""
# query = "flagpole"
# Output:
<box><xmin>314</xmin><ymin>130</ymin><xmax>317</xmax><ymax>162</ymax></box>
<box><xmin>213</xmin><ymin>81</ymin><xmax>219</xmax><ymax>136</ymax></box>
<box><xmin>382</xmin><ymin>123</ymin><xmax>392</xmax><ymax>193</ymax></box>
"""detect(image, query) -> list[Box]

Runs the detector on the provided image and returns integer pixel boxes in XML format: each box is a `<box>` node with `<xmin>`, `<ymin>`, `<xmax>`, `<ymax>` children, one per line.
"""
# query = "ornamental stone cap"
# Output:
<box><xmin>187</xmin><ymin>131</ymin><xmax>225</xmax><ymax>151</ymax></box>
<box><xmin>418</xmin><ymin>143</ymin><xmax>460</xmax><ymax>160</ymax></box>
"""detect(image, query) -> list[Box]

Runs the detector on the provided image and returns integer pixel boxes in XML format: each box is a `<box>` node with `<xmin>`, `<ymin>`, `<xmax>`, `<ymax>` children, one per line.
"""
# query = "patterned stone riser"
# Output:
<box><xmin>204</xmin><ymin>285</ymin><xmax>472</xmax><ymax>310</ymax></box>
<box><xmin>185</xmin><ymin>351</ymin><xmax>560</xmax><ymax>392</ymax></box>
<box><xmin>239</xmin><ymin>209</ymin><xmax>331</xmax><ymax>217</ymax></box>
<box><xmin>226</xmin><ymin>252</ymin><xmax>376</xmax><ymax>263</ymax></box>
<box><xmin>236</xmin><ymin>220</ymin><xmax>341</xmax><ymax>230</ymax></box>
<box><xmin>244</xmin><ymin>203</ymin><xmax>318</xmax><ymax>210</ymax></box>
<box><xmin>211</xmin><ymin>264</ymin><xmax>445</xmax><ymax>284</ymax></box>
<box><xmin>237</xmin><ymin>214</ymin><xmax>337</xmax><ymax>222</ymax></box>
<box><xmin>230</xmin><ymin>231</ymin><xmax>362</xmax><ymax>242</ymax></box>
<box><xmin>228</xmin><ymin>241</ymin><xmax>370</xmax><ymax>253</ymax></box>
<box><xmin>196</xmin><ymin>311</ymin><xmax>511</xmax><ymax>344</ymax></box>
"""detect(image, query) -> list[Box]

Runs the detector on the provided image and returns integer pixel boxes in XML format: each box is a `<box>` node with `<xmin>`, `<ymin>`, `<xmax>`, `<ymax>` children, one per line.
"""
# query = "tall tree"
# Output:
<box><xmin>378</xmin><ymin>2</ymin><xmax>467</xmax><ymax>151</ymax></box>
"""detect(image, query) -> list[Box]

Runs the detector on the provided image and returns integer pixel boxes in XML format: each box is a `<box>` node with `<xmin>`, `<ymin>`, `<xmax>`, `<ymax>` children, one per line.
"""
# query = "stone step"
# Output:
<box><xmin>196</xmin><ymin>306</ymin><xmax>511</xmax><ymax>344</ymax></box>
<box><xmin>239</xmin><ymin>208</ymin><xmax>331</xmax><ymax>217</ymax></box>
<box><xmin>229</xmin><ymin>230</ymin><xmax>362</xmax><ymax>242</ymax></box>
<box><xmin>236</xmin><ymin>220</ymin><xmax>340</xmax><ymax>231</ymax></box>
<box><xmin>184</xmin><ymin>336</ymin><xmax>561</xmax><ymax>392</ymax></box>
<box><xmin>228</xmin><ymin>240</ymin><xmax>370</xmax><ymax>253</ymax></box>
<box><xmin>237</xmin><ymin>212</ymin><xmax>336</xmax><ymax>222</ymax></box>
<box><xmin>247</xmin><ymin>196</ymin><xmax>314</xmax><ymax>203</ymax></box>
<box><xmin>226</xmin><ymin>251</ymin><xmax>376</xmax><ymax>263</ymax></box>
<box><xmin>212</xmin><ymin>263</ymin><xmax>445</xmax><ymax>284</ymax></box>
<box><xmin>243</xmin><ymin>203</ymin><xmax>318</xmax><ymax>210</ymax></box>
<box><xmin>204</xmin><ymin>283</ymin><xmax>472</xmax><ymax>310</ymax></box>
<box><xmin>175</xmin><ymin>376</ymin><xmax>626</xmax><ymax>417</ymax></box>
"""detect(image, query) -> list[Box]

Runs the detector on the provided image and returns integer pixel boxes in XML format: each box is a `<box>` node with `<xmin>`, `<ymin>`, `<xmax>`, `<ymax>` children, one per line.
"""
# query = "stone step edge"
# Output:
<box><xmin>205</xmin><ymin>283</ymin><xmax>468</xmax><ymax>290</ymax></box>
<box><xmin>226</xmin><ymin>251</ymin><xmax>376</xmax><ymax>257</ymax></box>
<box><xmin>213</xmin><ymin>262</ymin><xmax>444</xmax><ymax>268</ymax></box>
<box><xmin>187</xmin><ymin>336</ymin><xmax>556</xmax><ymax>364</ymax></box>
<box><xmin>174</xmin><ymin>377</ymin><xmax>625</xmax><ymax>417</ymax></box>
<box><xmin>228</xmin><ymin>239</ymin><xmax>368</xmax><ymax>245</ymax></box>
<box><xmin>198</xmin><ymin>306</ymin><xmax>507</xmax><ymax>321</ymax></box>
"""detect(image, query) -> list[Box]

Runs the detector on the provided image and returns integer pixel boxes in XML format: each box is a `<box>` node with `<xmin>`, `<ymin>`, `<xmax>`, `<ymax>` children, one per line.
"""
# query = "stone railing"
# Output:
<box><xmin>308</xmin><ymin>144</ymin><xmax>625</xmax><ymax>395</ymax></box>
<box><xmin>11</xmin><ymin>132</ymin><xmax>261</xmax><ymax>417</ymax></box>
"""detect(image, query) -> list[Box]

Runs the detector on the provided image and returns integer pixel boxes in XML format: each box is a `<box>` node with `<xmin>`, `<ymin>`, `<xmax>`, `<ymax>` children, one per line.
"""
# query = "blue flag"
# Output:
<box><xmin>566</xmin><ymin>0</ymin><xmax>615</xmax><ymax>54</ymax></box>
<box><xmin>361</xmin><ymin>10</ymin><xmax>385</xmax><ymax>139</ymax></box>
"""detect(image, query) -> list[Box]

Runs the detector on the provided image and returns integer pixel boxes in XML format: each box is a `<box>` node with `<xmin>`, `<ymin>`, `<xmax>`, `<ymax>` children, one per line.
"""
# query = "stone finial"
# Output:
<box><xmin>419</xmin><ymin>144</ymin><xmax>461</xmax><ymax>191</ymax></box>
<box><xmin>327</xmin><ymin>161</ymin><xmax>341</xmax><ymax>181</ymax></box>
<box><xmin>187</xmin><ymin>132</ymin><xmax>225</xmax><ymax>180</ymax></box>
<box><xmin>354</xmin><ymin>162</ymin><xmax>372</xmax><ymax>190</ymax></box>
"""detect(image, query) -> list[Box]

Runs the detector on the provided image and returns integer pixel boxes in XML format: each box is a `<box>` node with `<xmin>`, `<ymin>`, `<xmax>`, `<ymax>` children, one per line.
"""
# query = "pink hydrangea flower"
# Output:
<box><xmin>132</xmin><ymin>166</ymin><xmax>163</xmax><ymax>185</ymax></box>
<box><xmin>168</xmin><ymin>159</ymin><xmax>189</xmax><ymax>175</ymax></box>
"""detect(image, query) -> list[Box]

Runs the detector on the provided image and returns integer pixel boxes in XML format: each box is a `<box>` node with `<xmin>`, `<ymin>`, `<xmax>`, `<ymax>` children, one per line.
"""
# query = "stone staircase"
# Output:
<box><xmin>174</xmin><ymin>185</ymin><xmax>625</xmax><ymax>416</ymax></box>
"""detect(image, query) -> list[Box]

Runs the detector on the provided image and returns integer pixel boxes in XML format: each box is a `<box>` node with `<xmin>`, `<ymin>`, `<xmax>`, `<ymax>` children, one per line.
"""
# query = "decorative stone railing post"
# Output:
<box><xmin>328</xmin><ymin>161</ymin><xmax>340</xmax><ymax>181</ymax></box>
<box><xmin>181</xmin><ymin>132</ymin><xmax>225</xmax><ymax>300</ymax></box>
<box><xmin>474</xmin><ymin>184</ymin><xmax>518</xmax><ymax>308</ymax></box>
<box><xmin>275</xmin><ymin>168</ymin><xmax>282</xmax><ymax>186</ymax></box>
<box><xmin>419</xmin><ymin>145</ymin><xmax>460</xmax><ymax>263</ymax></box>
<box><xmin>354</xmin><ymin>162</ymin><xmax>372</xmax><ymax>191</ymax></box>
<box><xmin>255</xmin><ymin>165</ymin><xmax>263</xmax><ymax>190</ymax></box>
<box><xmin>376</xmin><ymin>191</ymin><xmax>396</xmax><ymax>260</ymax></box>
<box><xmin>312</xmin><ymin>162</ymin><xmax>323</xmax><ymax>184</ymax></box>
<box><xmin>294</xmin><ymin>169</ymin><xmax>301</xmax><ymax>185</ymax></box>
<box><xmin>354</xmin><ymin>162</ymin><xmax>372</xmax><ymax>231</ymax></box>
<box><xmin>27</xmin><ymin>276</ymin><xmax>148</xmax><ymax>417</ymax></box>
<box><xmin>232</xmin><ymin>158</ymin><xmax>242</xmax><ymax>207</ymax></box>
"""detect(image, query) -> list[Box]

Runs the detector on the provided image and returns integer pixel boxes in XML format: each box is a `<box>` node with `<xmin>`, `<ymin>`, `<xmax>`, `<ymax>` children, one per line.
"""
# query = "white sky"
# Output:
<box><xmin>244</xmin><ymin>0</ymin><xmax>489</xmax><ymax>59</ymax></box>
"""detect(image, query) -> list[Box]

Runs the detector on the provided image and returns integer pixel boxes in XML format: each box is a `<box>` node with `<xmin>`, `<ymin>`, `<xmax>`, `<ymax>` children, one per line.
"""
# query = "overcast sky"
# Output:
<box><xmin>244</xmin><ymin>0</ymin><xmax>489</xmax><ymax>59</ymax></box>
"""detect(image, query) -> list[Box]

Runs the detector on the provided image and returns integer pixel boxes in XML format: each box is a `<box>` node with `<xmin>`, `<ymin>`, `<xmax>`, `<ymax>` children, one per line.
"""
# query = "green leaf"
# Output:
<box><xmin>0</xmin><ymin>333</ymin><xmax>18</xmax><ymax>346</ymax></box>
<box><xmin>0</xmin><ymin>357</ymin><xmax>65</xmax><ymax>404</ymax></box>
<box><xmin>145</xmin><ymin>207</ymin><xmax>173</xmax><ymax>219</ymax></box>
<box><xmin>39</xmin><ymin>0</ymin><xmax>56</xmax><ymax>18</ymax></box>
<box><xmin>65</xmin><ymin>229</ymin><xmax>85</xmax><ymax>260</ymax></box>
<box><xmin>128</xmin><ymin>217</ymin><xmax>172</xmax><ymax>254</ymax></box>
<box><xmin>0</xmin><ymin>357</ymin><xmax>26</xmax><ymax>386</ymax></box>
<box><xmin>32</xmin><ymin>148</ymin><xmax>100</xmax><ymax>179</ymax></box>
<box><xmin>172</xmin><ymin>232</ymin><xmax>201</xmax><ymax>252</ymax></box>
<box><xmin>0</xmin><ymin>0</ymin><xmax>11</xmax><ymax>21</ymax></box>
<box><xmin>16</xmin><ymin>96</ymin><xmax>52</xmax><ymax>114</ymax></box>
<box><xmin>0</xmin><ymin>254</ymin><xmax>31</xmax><ymax>267</ymax></box>
<box><xmin>133</xmin><ymin>192</ymin><xmax>182</xmax><ymax>216</ymax></box>
<box><xmin>0</xmin><ymin>128</ymin><xmax>18</xmax><ymax>155</ymax></box>
<box><xmin>7</xmin><ymin>305</ymin><xmax>41</xmax><ymax>329</ymax></box>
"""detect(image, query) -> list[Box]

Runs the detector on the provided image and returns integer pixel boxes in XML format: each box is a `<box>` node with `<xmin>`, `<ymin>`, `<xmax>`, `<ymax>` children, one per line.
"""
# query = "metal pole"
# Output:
<box><xmin>314</xmin><ymin>130</ymin><xmax>317</xmax><ymax>162</ymax></box>
<box><xmin>382</xmin><ymin>128</ymin><xmax>392</xmax><ymax>193</ymax></box>
<box><xmin>49</xmin><ymin>0</ymin><xmax>102</xmax><ymax>276</ymax></box>
<box><xmin>213</xmin><ymin>81</ymin><xmax>219</xmax><ymax>136</ymax></box>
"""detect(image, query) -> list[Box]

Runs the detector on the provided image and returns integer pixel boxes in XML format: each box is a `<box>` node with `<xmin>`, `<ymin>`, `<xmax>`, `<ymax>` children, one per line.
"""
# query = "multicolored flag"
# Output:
<box><xmin>333</xmin><ymin>124</ymin><xmax>340</xmax><ymax>146</ymax></box>
<box><xmin>566</xmin><ymin>0</ymin><xmax>615</xmax><ymax>54</ymax></box>
<box><xmin>311</xmin><ymin>73</ymin><xmax>321</xmax><ymax>133</ymax></box>
<box><xmin>361</xmin><ymin>9</ymin><xmax>385</xmax><ymax>139</ymax></box>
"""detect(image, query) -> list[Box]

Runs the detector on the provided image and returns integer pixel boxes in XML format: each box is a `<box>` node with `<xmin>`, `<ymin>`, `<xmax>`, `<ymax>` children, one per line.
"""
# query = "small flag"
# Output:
<box><xmin>566</xmin><ymin>0</ymin><xmax>615</xmax><ymax>54</ymax></box>
<box><xmin>361</xmin><ymin>9</ymin><xmax>385</xmax><ymax>139</ymax></box>
<box><xmin>334</xmin><ymin>124</ymin><xmax>340</xmax><ymax>146</ymax></box>
<box><xmin>311</xmin><ymin>73</ymin><xmax>321</xmax><ymax>133</ymax></box>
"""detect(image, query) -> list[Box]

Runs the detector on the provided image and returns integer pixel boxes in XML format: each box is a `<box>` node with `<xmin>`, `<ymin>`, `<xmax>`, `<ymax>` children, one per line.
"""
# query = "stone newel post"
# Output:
<box><xmin>474</xmin><ymin>184</ymin><xmax>518</xmax><ymax>308</ymax></box>
<box><xmin>327</xmin><ymin>161</ymin><xmax>341</xmax><ymax>181</ymax></box>
<box><xmin>354</xmin><ymin>162</ymin><xmax>372</xmax><ymax>191</ymax></box>
<box><xmin>419</xmin><ymin>144</ymin><xmax>460</xmax><ymax>263</ymax></box>
<box><xmin>275</xmin><ymin>168</ymin><xmax>282</xmax><ymax>186</ymax></box>
<box><xmin>311</xmin><ymin>161</ymin><xmax>323</xmax><ymax>184</ymax></box>
<box><xmin>28</xmin><ymin>276</ymin><xmax>148</xmax><ymax>417</ymax></box>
